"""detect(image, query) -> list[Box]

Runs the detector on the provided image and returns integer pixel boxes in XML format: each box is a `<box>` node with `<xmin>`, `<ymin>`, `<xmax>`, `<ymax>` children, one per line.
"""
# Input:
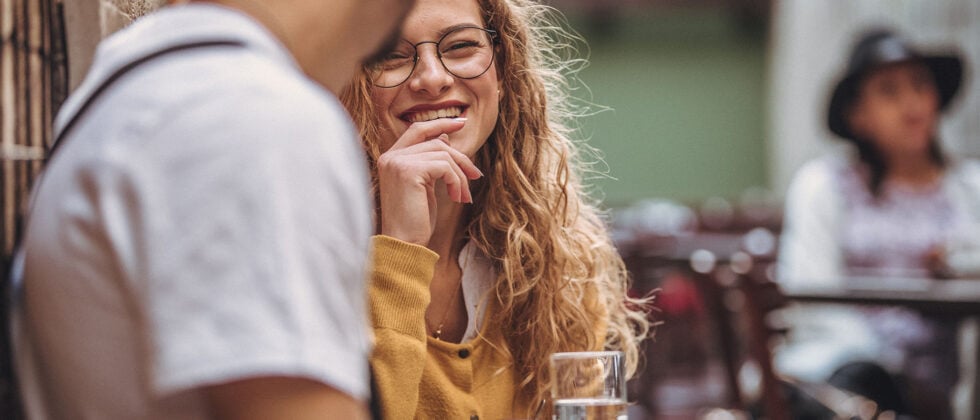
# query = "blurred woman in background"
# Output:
<box><xmin>341</xmin><ymin>0</ymin><xmax>651</xmax><ymax>418</ymax></box>
<box><xmin>778</xmin><ymin>28</ymin><xmax>980</xmax><ymax>419</ymax></box>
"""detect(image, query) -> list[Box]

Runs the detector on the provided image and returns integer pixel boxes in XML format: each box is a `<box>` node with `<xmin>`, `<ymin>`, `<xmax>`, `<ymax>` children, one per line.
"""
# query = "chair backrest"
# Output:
<box><xmin>729</xmin><ymin>250</ymin><xmax>791</xmax><ymax>420</ymax></box>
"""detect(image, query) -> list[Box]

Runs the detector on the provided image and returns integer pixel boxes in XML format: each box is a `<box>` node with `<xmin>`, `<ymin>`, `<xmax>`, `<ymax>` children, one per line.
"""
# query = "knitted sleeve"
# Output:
<box><xmin>368</xmin><ymin>235</ymin><xmax>439</xmax><ymax>419</ymax></box>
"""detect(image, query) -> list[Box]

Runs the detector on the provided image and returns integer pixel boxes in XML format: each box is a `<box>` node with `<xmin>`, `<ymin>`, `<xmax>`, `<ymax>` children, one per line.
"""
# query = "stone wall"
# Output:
<box><xmin>66</xmin><ymin>0</ymin><xmax>167</xmax><ymax>89</ymax></box>
<box><xmin>101</xmin><ymin>0</ymin><xmax>168</xmax><ymax>37</ymax></box>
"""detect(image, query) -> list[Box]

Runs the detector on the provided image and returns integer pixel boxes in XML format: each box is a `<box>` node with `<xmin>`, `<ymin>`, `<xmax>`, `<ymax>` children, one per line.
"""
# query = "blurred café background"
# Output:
<box><xmin>2</xmin><ymin>0</ymin><xmax>979</xmax><ymax>419</ymax></box>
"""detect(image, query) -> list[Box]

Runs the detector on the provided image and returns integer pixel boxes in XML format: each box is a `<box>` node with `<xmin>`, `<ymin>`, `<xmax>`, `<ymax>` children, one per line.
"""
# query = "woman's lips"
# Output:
<box><xmin>402</xmin><ymin>105</ymin><xmax>466</xmax><ymax>123</ymax></box>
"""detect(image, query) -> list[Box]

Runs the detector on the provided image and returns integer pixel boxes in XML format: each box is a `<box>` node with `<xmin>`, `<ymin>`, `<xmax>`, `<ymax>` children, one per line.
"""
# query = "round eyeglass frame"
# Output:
<box><xmin>368</xmin><ymin>26</ymin><xmax>499</xmax><ymax>88</ymax></box>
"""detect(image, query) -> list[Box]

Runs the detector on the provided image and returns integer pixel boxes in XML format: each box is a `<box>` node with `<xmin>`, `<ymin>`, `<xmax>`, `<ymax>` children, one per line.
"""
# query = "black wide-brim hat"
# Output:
<box><xmin>827</xmin><ymin>29</ymin><xmax>963</xmax><ymax>141</ymax></box>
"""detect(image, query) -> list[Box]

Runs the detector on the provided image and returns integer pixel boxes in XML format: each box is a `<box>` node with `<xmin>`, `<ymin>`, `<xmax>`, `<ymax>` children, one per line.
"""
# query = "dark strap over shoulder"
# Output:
<box><xmin>1</xmin><ymin>38</ymin><xmax>245</xmax><ymax>420</ymax></box>
<box><xmin>47</xmin><ymin>39</ymin><xmax>248</xmax><ymax>161</ymax></box>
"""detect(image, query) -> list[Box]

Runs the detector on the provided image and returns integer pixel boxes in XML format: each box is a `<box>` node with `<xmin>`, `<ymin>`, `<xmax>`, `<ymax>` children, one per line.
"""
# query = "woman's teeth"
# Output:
<box><xmin>407</xmin><ymin>106</ymin><xmax>462</xmax><ymax>123</ymax></box>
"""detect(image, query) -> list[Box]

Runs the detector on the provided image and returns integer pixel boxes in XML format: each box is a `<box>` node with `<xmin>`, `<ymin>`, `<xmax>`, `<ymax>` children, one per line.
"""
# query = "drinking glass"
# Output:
<box><xmin>550</xmin><ymin>351</ymin><xmax>627</xmax><ymax>420</ymax></box>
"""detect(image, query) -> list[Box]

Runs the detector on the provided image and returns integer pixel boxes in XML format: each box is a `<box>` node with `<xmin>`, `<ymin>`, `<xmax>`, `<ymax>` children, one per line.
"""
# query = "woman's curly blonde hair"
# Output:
<box><xmin>341</xmin><ymin>0</ymin><xmax>652</xmax><ymax>414</ymax></box>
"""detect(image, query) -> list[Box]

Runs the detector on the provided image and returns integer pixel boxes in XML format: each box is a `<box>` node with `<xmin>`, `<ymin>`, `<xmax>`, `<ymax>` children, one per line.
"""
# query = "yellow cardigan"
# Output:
<box><xmin>369</xmin><ymin>235</ymin><xmax>608</xmax><ymax>419</ymax></box>
<box><xmin>369</xmin><ymin>235</ymin><xmax>532</xmax><ymax>419</ymax></box>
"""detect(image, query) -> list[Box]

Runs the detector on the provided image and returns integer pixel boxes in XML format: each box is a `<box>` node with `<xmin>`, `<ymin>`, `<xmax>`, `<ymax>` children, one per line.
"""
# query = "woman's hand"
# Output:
<box><xmin>376</xmin><ymin>118</ymin><xmax>483</xmax><ymax>246</ymax></box>
<box><xmin>924</xmin><ymin>245</ymin><xmax>954</xmax><ymax>279</ymax></box>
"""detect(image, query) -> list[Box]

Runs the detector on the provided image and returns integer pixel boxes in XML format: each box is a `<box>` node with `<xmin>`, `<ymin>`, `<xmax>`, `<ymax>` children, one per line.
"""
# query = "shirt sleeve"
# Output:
<box><xmin>777</xmin><ymin>158</ymin><xmax>845</xmax><ymax>287</ymax></box>
<box><xmin>113</xmin><ymin>87</ymin><xmax>374</xmax><ymax>400</ymax></box>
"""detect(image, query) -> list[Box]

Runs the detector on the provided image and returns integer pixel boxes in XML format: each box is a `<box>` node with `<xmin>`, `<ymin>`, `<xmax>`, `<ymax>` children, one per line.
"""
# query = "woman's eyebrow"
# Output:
<box><xmin>401</xmin><ymin>23</ymin><xmax>485</xmax><ymax>44</ymax></box>
<box><xmin>435</xmin><ymin>23</ymin><xmax>484</xmax><ymax>38</ymax></box>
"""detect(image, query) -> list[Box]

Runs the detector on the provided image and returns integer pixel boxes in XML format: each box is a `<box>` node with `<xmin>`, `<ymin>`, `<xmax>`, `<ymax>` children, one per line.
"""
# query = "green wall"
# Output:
<box><xmin>568</xmin><ymin>10</ymin><xmax>769</xmax><ymax>208</ymax></box>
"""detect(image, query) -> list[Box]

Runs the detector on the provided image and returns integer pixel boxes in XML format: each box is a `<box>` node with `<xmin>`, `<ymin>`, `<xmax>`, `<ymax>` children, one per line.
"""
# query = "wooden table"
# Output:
<box><xmin>781</xmin><ymin>277</ymin><xmax>980</xmax><ymax>420</ymax></box>
<box><xmin>781</xmin><ymin>277</ymin><xmax>980</xmax><ymax>315</ymax></box>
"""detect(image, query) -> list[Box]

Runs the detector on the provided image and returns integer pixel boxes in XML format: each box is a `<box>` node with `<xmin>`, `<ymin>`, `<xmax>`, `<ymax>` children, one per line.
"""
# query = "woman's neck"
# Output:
<box><xmin>429</xmin><ymin>193</ymin><xmax>469</xmax><ymax>262</ymax></box>
<box><xmin>423</xmin><ymin>188</ymin><xmax>471</xmax><ymax>342</ymax></box>
<box><xmin>883</xmin><ymin>152</ymin><xmax>943</xmax><ymax>187</ymax></box>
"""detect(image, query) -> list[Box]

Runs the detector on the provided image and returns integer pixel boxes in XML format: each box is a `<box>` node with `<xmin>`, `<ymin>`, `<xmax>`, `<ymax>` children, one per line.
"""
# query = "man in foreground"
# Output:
<box><xmin>11</xmin><ymin>0</ymin><xmax>414</xmax><ymax>418</ymax></box>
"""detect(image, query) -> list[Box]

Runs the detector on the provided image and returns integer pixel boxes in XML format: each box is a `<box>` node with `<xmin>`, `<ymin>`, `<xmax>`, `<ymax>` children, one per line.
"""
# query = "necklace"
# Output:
<box><xmin>430</xmin><ymin>244</ymin><xmax>469</xmax><ymax>340</ymax></box>
<box><xmin>430</xmin><ymin>276</ymin><xmax>463</xmax><ymax>340</ymax></box>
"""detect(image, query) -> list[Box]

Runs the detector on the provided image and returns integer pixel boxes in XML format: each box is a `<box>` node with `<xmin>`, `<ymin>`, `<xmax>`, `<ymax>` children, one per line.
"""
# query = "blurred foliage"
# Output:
<box><xmin>553</xmin><ymin>6</ymin><xmax>770</xmax><ymax>207</ymax></box>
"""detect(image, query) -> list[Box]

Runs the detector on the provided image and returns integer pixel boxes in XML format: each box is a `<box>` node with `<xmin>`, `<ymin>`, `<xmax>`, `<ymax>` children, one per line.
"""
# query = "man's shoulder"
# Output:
<box><xmin>176</xmin><ymin>70</ymin><xmax>353</xmax><ymax>149</ymax></box>
<box><xmin>136</xmin><ymin>47</ymin><xmax>351</xmax><ymax>146</ymax></box>
<box><xmin>87</xmin><ymin>3</ymin><xmax>337</xmax><ymax>121</ymax></box>
<box><xmin>178</xmin><ymin>55</ymin><xmax>339</xmax><ymax>119</ymax></box>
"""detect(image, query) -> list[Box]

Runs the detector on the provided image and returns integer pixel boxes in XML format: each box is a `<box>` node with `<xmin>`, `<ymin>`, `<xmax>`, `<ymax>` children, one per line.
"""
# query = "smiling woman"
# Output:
<box><xmin>364</xmin><ymin>0</ymin><xmax>502</xmax><ymax>160</ymax></box>
<box><xmin>340</xmin><ymin>0</ymin><xmax>653</xmax><ymax>418</ymax></box>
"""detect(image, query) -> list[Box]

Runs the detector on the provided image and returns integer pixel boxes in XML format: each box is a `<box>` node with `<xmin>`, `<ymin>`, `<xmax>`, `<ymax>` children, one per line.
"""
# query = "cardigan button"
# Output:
<box><xmin>470</xmin><ymin>415</ymin><xmax>479</xmax><ymax>420</ymax></box>
<box><xmin>458</xmin><ymin>348</ymin><xmax>471</xmax><ymax>359</ymax></box>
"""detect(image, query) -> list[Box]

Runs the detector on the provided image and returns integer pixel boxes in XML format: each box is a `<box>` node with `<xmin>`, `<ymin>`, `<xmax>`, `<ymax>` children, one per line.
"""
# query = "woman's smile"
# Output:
<box><xmin>401</xmin><ymin>104</ymin><xmax>468</xmax><ymax>123</ymax></box>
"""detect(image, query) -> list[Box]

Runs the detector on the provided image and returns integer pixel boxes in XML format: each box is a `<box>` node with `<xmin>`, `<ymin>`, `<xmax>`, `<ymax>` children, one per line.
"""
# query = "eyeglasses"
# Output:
<box><xmin>368</xmin><ymin>26</ymin><xmax>498</xmax><ymax>88</ymax></box>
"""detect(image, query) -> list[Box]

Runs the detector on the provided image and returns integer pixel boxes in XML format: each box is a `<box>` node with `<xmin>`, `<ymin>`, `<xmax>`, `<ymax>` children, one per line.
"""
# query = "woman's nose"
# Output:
<box><xmin>408</xmin><ymin>45</ymin><xmax>454</xmax><ymax>95</ymax></box>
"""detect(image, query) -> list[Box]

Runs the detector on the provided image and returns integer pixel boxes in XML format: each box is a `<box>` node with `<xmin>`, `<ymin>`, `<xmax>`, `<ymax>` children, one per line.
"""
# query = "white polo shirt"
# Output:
<box><xmin>13</xmin><ymin>4</ymin><xmax>372</xmax><ymax>419</ymax></box>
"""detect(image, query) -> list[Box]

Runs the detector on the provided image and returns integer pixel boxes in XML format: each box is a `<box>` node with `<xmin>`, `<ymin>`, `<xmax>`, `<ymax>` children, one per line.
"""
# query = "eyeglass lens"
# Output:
<box><xmin>369</xmin><ymin>27</ymin><xmax>495</xmax><ymax>88</ymax></box>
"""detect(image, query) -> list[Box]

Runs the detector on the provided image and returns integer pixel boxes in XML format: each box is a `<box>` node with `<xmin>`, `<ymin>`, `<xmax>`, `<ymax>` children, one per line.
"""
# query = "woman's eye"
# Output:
<box><xmin>442</xmin><ymin>41</ymin><xmax>480</xmax><ymax>57</ymax></box>
<box><xmin>380</xmin><ymin>52</ymin><xmax>413</xmax><ymax>68</ymax></box>
<box><xmin>385</xmin><ymin>51</ymin><xmax>412</xmax><ymax>61</ymax></box>
<box><xmin>876</xmin><ymin>81</ymin><xmax>898</xmax><ymax>98</ymax></box>
<box><xmin>444</xmin><ymin>40</ymin><xmax>480</xmax><ymax>52</ymax></box>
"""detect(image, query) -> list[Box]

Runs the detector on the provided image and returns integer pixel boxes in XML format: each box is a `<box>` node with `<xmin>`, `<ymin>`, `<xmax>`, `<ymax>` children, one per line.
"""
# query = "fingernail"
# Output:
<box><xmin>453</xmin><ymin>117</ymin><xmax>467</xmax><ymax>122</ymax></box>
<box><xmin>438</xmin><ymin>134</ymin><xmax>449</xmax><ymax>142</ymax></box>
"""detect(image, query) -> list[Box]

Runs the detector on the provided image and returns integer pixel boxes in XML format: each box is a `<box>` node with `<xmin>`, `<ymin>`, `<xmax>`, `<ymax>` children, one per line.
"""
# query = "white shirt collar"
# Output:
<box><xmin>459</xmin><ymin>240</ymin><xmax>495</xmax><ymax>342</ymax></box>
